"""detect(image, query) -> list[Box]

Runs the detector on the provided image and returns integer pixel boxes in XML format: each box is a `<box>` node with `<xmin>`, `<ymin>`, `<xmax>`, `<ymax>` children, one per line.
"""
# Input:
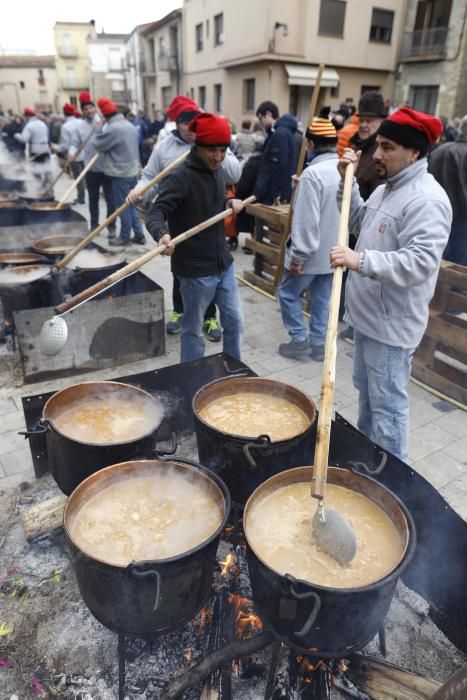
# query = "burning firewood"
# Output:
<box><xmin>349</xmin><ymin>654</ymin><xmax>442</xmax><ymax>699</ymax></box>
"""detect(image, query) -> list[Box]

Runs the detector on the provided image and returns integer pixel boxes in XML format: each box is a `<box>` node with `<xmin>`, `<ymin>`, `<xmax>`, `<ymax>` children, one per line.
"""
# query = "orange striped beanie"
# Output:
<box><xmin>306</xmin><ymin>118</ymin><xmax>337</xmax><ymax>144</ymax></box>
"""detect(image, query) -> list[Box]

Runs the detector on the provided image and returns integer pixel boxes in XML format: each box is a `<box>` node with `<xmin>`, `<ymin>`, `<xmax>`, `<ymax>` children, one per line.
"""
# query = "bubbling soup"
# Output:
<box><xmin>246</xmin><ymin>481</ymin><xmax>404</xmax><ymax>588</ymax></box>
<box><xmin>199</xmin><ymin>391</ymin><xmax>309</xmax><ymax>440</ymax></box>
<box><xmin>52</xmin><ymin>392</ymin><xmax>162</xmax><ymax>444</ymax></box>
<box><xmin>68</xmin><ymin>468</ymin><xmax>224</xmax><ymax>565</ymax></box>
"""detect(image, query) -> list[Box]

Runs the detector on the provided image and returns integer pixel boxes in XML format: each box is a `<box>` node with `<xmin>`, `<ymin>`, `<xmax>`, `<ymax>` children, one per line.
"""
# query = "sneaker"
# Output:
<box><xmin>339</xmin><ymin>326</ymin><xmax>354</xmax><ymax>342</ymax></box>
<box><xmin>109</xmin><ymin>237</ymin><xmax>131</xmax><ymax>247</ymax></box>
<box><xmin>167</xmin><ymin>311</ymin><xmax>183</xmax><ymax>335</ymax></box>
<box><xmin>227</xmin><ymin>238</ymin><xmax>238</xmax><ymax>251</ymax></box>
<box><xmin>203</xmin><ymin>317</ymin><xmax>222</xmax><ymax>342</ymax></box>
<box><xmin>278</xmin><ymin>339</ymin><xmax>309</xmax><ymax>360</ymax></box>
<box><xmin>310</xmin><ymin>344</ymin><xmax>325</xmax><ymax>361</ymax></box>
<box><xmin>108</xmin><ymin>228</ymin><xmax>117</xmax><ymax>240</ymax></box>
<box><xmin>132</xmin><ymin>236</ymin><xmax>146</xmax><ymax>245</ymax></box>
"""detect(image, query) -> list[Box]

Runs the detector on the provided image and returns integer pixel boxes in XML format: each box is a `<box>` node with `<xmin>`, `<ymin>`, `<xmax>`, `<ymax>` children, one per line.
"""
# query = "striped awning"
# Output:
<box><xmin>285</xmin><ymin>64</ymin><xmax>340</xmax><ymax>88</ymax></box>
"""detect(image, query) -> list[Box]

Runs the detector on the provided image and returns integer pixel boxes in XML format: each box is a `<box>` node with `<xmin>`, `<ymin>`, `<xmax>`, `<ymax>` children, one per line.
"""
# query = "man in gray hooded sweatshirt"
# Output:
<box><xmin>331</xmin><ymin>108</ymin><xmax>452</xmax><ymax>462</ymax></box>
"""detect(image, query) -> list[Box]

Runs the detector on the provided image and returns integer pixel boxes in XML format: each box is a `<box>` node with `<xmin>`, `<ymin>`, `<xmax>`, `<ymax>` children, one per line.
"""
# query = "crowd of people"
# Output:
<box><xmin>1</xmin><ymin>92</ymin><xmax>466</xmax><ymax>462</ymax></box>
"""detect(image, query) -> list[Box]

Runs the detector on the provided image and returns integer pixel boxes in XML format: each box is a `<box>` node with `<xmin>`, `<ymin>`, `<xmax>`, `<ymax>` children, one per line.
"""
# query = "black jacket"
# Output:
<box><xmin>145</xmin><ymin>147</ymin><xmax>233</xmax><ymax>278</ymax></box>
<box><xmin>254</xmin><ymin>114</ymin><xmax>298</xmax><ymax>204</ymax></box>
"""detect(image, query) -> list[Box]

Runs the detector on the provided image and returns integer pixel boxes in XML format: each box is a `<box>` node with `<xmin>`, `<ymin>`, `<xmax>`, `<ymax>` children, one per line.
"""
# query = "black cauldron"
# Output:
<box><xmin>193</xmin><ymin>376</ymin><xmax>317</xmax><ymax>505</ymax></box>
<box><xmin>64</xmin><ymin>459</ymin><xmax>231</xmax><ymax>637</ymax></box>
<box><xmin>244</xmin><ymin>466</ymin><xmax>416</xmax><ymax>657</ymax></box>
<box><xmin>22</xmin><ymin>381</ymin><xmax>163</xmax><ymax>495</ymax></box>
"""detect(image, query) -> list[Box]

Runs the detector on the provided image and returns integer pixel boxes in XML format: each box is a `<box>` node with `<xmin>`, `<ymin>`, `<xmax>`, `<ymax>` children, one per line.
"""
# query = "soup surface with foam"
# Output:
<box><xmin>199</xmin><ymin>391</ymin><xmax>309</xmax><ymax>440</ymax></box>
<box><xmin>52</xmin><ymin>393</ymin><xmax>161</xmax><ymax>444</ymax></box>
<box><xmin>246</xmin><ymin>481</ymin><xmax>404</xmax><ymax>588</ymax></box>
<box><xmin>68</xmin><ymin>468</ymin><xmax>223</xmax><ymax>565</ymax></box>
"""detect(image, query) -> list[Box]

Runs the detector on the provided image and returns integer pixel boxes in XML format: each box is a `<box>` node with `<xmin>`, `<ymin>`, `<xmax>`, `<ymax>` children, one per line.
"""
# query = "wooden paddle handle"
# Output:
<box><xmin>312</xmin><ymin>162</ymin><xmax>355</xmax><ymax>500</ymax></box>
<box><xmin>273</xmin><ymin>63</ymin><xmax>324</xmax><ymax>290</ymax></box>
<box><xmin>54</xmin><ymin>195</ymin><xmax>256</xmax><ymax>315</ymax></box>
<box><xmin>55</xmin><ymin>153</ymin><xmax>99</xmax><ymax>210</ymax></box>
<box><xmin>56</xmin><ymin>150</ymin><xmax>189</xmax><ymax>270</ymax></box>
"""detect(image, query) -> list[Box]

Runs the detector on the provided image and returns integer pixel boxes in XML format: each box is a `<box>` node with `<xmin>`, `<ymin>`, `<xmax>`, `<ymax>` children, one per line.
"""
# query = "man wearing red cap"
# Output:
<box><xmin>127</xmin><ymin>95</ymin><xmax>241</xmax><ymax>340</ymax></box>
<box><xmin>15</xmin><ymin>108</ymin><xmax>52</xmax><ymax>193</ymax></box>
<box><xmin>70</xmin><ymin>92</ymin><xmax>116</xmax><ymax>236</ymax></box>
<box><xmin>93</xmin><ymin>97</ymin><xmax>144</xmax><ymax>245</ymax></box>
<box><xmin>145</xmin><ymin>112</ymin><xmax>245</xmax><ymax>363</ymax></box>
<box><xmin>330</xmin><ymin>108</ymin><xmax>452</xmax><ymax>462</ymax></box>
<box><xmin>52</xmin><ymin>104</ymin><xmax>85</xmax><ymax>204</ymax></box>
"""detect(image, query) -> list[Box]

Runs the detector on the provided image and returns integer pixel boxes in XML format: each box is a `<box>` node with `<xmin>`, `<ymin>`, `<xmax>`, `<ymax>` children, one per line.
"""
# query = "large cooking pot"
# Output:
<box><xmin>193</xmin><ymin>376</ymin><xmax>317</xmax><ymax>505</ymax></box>
<box><xmin>0</xmin><ymin>252</ymin><xmax>47</xmax><ymax>266</ymax></box>
<box><xmin>32</xmin><ymin>234</ymin><xmax>85</xmax><ymax>257</ymax></box>
<box><xmin>24</xmin><ymin>381</ymin><xmax>164</xmax><ymax>495</ymax></box>
<box><xmin>244</xmin><ymin>466</ymin><xmax>416</xmax><ymax>658</ymax></box>
<box><xmin>0</xmin><ymin>264</ymin><xmax>62</xmax><ymax>320</ymax></box>
<box><xmin>65</xmin><ymin>249</ymin><xmax>127</xmax><ymax>295</ymax></box>
<box><xmin>27</xmin><ymin>201</ymin><xmax>70</xmax><ymax>212</ymax></box>
<box><xmin>64</xmin><ymin>459</ymin><xmax>231</xmax><ymax>638</ymax></box>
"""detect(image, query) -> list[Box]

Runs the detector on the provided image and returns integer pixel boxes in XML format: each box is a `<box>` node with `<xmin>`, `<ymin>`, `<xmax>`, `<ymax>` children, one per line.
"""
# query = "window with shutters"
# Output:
<box><xmin>370</xmin><ymin>8</ymin><xmax>394</xmax><ymax>43</ymax></box>
<box><xmin>318</xmin><ymin>0</ymin><xmax>346</xmax><ymax>37</ymax></box>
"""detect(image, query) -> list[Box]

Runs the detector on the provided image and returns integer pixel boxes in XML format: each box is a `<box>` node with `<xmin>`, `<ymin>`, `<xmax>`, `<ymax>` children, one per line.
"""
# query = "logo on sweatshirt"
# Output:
<box><xmin>378</xmin><ymin>218</ymin><xmax>389</xmax><ymax>234</ymax></box>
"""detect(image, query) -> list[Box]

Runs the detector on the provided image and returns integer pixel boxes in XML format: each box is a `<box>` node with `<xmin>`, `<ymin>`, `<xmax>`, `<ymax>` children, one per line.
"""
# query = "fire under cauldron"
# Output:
<box><xmin>193</xmin><ymin>376</ymin><xmax>317</xmax><ymax>505</ymax></box>
<box><xmin>244</xmin><ymin>466</ymin><xmax>416</xmax><ymax>658</ymax></box>
<box><xmin>22</xmin><ymin>381</ymin><xmax>164</xmax><ymax>495</ymax></box>
<box><xmin>63</xmin><ymin>459</ymin><xmax>231</xmax><ymax>638</ymax></box>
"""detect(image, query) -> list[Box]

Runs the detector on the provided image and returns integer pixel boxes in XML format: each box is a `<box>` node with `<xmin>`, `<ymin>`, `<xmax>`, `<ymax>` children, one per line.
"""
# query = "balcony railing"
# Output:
<box><xmin>400</xmin><ymin>27</ymin><xmax>448</xmax><ymax>59</ymax></box>
<box><xmin>62</xmin><ymin>79</ymin><xmax>88</xmax><ymax>89</ymax></box>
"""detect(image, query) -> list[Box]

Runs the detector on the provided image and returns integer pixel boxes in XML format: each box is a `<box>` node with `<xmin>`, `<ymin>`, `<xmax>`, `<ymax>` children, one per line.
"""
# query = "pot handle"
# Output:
<box><xmin>129</xmin><ymin>564</ymin><xmax>161</xmax><ymax>612</ymax></box>
<box><xmin>222</xmin><ymin>362</ymin><xmax>252</xmax><ymax>377</ymax></box>
<box><xmin>347</xmin><ymin>451</ymin><xmax>388</xmax><ymax>477</ymax></box>
<box><xmin>153</xmin><ymin>431</ymin><xmax>178</xmax><ymax>458</ymax></box>
<box><xmin>283</xmin><ymin>573</ymin><xmax>321</xmax><ymax>639</ymax></box>
<box><xmin>243</xmin><ymin>434</ymin><xmax>272</xmax><ymax>469</ymax></box>
<box><xmin>18</xmin><ymin>419</ymin><xmax>48</xmax><ymax>439</ymax></box>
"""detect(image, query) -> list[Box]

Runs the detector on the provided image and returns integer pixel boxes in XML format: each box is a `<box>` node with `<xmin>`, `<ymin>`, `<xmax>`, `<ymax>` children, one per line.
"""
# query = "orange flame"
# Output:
<box><xmin>194</xmin><ymin>605</ymin><xmax>213</xmax><ymax>632</ymax></box>
<box><xmin>227</xmin><ymin>593</ymin><xmax>263</xmax><ymax>639</ymax></box>
<box><xmin>219</xmin><ymin>553</ymin><xmax>235</xmax><ymax>577</ymax></box>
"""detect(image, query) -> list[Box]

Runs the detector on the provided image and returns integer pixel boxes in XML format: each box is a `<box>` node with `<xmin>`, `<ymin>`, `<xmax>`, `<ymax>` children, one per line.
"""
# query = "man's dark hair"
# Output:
<box><xmin>256</xmin><ymin>101</ymin><xmax>279</xmax><ymax>119</ymax></box>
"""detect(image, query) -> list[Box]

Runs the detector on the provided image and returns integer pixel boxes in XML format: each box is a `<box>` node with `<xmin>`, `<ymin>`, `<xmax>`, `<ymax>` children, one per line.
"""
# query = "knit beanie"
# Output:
<box><xmin>306</xmin><ymin>117</ymin><xmax>337</xmax><ymax>144</ymax></box>
<box><xmin>63</xmin><ymin>103</ymin><xmax>75</xmax><ymax>116</ymax></box>
<box><xmin>79</xmin><ymin>91</ymin><xmax>94</xmax><ymax>107</ymax></box>
<box><xmin>166</xmin><ymin>95</ymin><xmax>201</xmax><ymax>122</ymax></box>
<box><xmin>23</xmin><ymin>107</ymin><xmax>35</xmax><ymax>117</ymax></box>
<box><xmin>358</xmin><ymin>91</ymin><xmax>387</xmax><ymax>118</ymax></box>
<box><xmin>97</xmin><ymin>97</ymin><xmax>117</xmax><ymax>117</ymax></box>
<box><xmin>189</xmin><ymin>113</ymin><xmax>231</xmax><ymax>146</ymax></box>
<box><xmin>377</xmin><ymin>107</ymin><xmax>443</xmax><ymax>153</ymax></box>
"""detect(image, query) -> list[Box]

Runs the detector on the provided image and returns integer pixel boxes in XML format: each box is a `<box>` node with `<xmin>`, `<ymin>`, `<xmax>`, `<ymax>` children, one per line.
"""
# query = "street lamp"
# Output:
<box><xmin>269</xmin><ymin>22</ymin><xmax>289</xmax><ymax>52</ymax></box>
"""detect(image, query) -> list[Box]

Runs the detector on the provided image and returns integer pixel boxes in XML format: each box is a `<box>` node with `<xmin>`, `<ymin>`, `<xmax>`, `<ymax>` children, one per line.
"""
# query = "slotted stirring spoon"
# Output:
<box><xmin>39</xmin><ymin>196</ymin><xmax>256</xmax><ymax>356</ymax></box>
<box><xmin>311</xmin><ymin>161</ymin><xmax>357</xmax><ymax>566</ymax></box>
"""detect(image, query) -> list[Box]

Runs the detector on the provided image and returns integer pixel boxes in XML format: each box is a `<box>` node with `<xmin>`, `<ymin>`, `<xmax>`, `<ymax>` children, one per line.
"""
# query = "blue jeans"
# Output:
<box><xmin>111</xmin><ymin>176</ymin><xmax>143</xmax><ymax>241</ymax></box>
<box><xmin>278</xmin><ymin>271</ymin><xmax>333</xmax><ymax>346</ymax></box>
<box><xmin>178</xmin><ymin>264</ymin><xmax>243</xmax><ymax>363</ymax></box>
<box><xmin>353</xmin><ymin>331</ymin><xmax>415</xmax><ymax>462</ymax></box>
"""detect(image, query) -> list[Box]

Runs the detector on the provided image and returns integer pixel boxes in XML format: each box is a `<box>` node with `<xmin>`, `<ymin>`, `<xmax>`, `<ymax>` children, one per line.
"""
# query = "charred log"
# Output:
<box><xmin>160</xmin><ymin>632</ymin><xmax>274</xmax><ymax>700</ymax></box>
<box><xmin>349</xmin><ymin>654</ymin><xmax>442</xmax><ymax>699</ymax></box>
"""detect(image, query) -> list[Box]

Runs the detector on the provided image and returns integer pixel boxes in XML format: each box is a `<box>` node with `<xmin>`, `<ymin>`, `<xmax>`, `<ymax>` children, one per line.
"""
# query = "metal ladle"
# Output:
<box><xmin>311</xmin><ymin>162</ymin><xmax>357</xmax><ymax>566</ymax></box>
<box><xmin>39</xmin><ymin>196</ymin><xmax>256</xmax><ymax>356</ymax></box>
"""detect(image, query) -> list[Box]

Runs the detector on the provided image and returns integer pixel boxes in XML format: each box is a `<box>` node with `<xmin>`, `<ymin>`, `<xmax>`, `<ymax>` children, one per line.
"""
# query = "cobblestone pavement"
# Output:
<box><xmin>0</xmin><ymin>182</ymin><xmax>466</xmax><ymax>522</ymax></box>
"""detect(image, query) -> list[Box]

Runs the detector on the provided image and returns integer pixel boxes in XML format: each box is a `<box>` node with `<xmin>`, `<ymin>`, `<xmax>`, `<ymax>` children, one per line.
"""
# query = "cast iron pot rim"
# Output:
<box><xmin>26</xmin><ymin>202</ymin><xmax>71</xmax><ymax>212</ymax></box>
<box><xmin>42</xmin><ymin>380</ymin><xmax>163</xmax><ymax>447</ymax></box>
<box><xmin>0</xmin><ymin>263</ymin><xmax>53</xmax><ymax>286</ymax></box>
<box><xmin>244</xmin><ymin>465</ymin><xmax>417</xmax><ymax>594</ymax></box>
<box><xmin>0</xmin><ymin>252</ymin><xmax>48</xmax><ymax>265</ymax></box>
<box><xmin>64</xmin><ymin>458</ymin><xmax>232</xmax><ymax>569</ymax></box>
<box><xmin>192</xmin><ymin>375</ymin><xmax>317</xmax><ymax>444</ymax></box>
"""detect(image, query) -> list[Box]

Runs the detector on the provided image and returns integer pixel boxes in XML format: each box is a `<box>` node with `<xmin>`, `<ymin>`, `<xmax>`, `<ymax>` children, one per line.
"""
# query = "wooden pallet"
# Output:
<box><xmin>242</xmin><ymin>202</ymin><xmax>290</xmax><ymax>295</ymax></box>
<box><xmin>412</xmin><ymin>261</ymin><xmax>467</xmax><ymax>405</ymax></box>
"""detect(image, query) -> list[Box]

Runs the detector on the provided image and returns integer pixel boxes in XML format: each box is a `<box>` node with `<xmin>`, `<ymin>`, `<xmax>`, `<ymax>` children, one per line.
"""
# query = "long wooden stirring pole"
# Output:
<box><xmin>53</xmin><ymin>196</ymin><xmax>257</xmax><ymax>316</ymax></box>
<box><xmin>56</xmin><ymin>150</ymin><xmax>189</xmax><ymax>270</ymax></box>
<box><xmin>273</xmin><ymin>63</ymin><xmax>324</xmax><ymax>290</ymax></box>
<box><xmin>311</xmin><ymin>162</ymin><xmax>355</xmax><ymax>500</ymax></box>
<box><xmin>54</xmin><ymin>153</ymin><xmax>99</xmax><ymax>210</ymax></box>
